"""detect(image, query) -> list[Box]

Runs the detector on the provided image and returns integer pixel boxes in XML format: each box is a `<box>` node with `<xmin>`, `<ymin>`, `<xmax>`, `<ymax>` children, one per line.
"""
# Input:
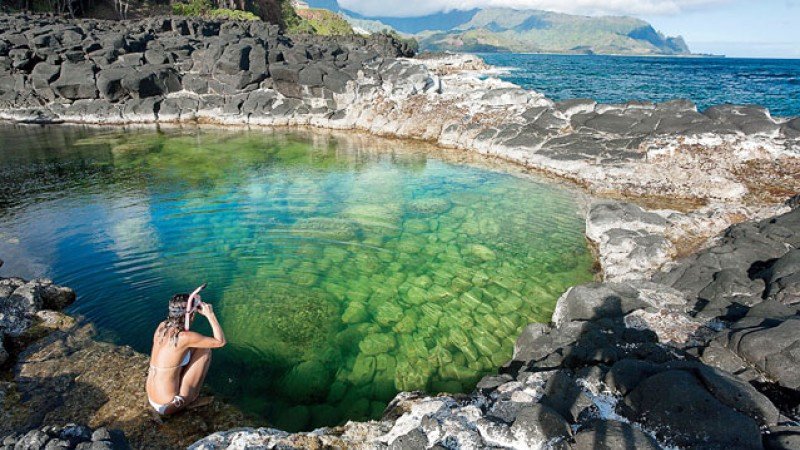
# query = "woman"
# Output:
<box><xmin>146</xmin><ymin>293</ymin><xmax>226</xmax><ymax>415</ymax></box>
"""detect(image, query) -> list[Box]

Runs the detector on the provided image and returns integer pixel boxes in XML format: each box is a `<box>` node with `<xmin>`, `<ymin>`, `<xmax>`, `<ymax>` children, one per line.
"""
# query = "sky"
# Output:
<box><xmin>336</xmin><ymin>0</ymin><xmax>800</xmax><ymax>58</ymax></box>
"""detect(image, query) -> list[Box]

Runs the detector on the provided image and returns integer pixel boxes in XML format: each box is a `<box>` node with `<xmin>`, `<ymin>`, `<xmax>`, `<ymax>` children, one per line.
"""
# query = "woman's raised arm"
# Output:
<box><xmin>183</xmin><ymin>302</ymin><xmax>226</xmax><ymax>349</ymax></box>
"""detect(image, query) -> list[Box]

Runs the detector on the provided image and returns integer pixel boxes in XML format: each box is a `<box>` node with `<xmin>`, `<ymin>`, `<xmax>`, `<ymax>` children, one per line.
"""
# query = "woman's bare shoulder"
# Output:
<box><xmin>177</xmin><ymin>330</ymin><xmax>205</xmax><ymax>344</ymax></box>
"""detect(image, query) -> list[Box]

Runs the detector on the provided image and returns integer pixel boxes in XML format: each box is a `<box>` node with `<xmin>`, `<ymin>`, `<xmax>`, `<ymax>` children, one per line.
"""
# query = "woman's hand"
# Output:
<box><xmin>197</xmin><ymin>302</ymin><xmax>215</xmax><ymax>318</ymax></box>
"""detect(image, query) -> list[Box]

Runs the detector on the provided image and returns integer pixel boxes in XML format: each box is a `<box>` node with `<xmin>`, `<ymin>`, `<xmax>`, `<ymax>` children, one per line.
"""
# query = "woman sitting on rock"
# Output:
<box><xmin>146</xmin><ymin>292</ymin><xmax>226</xmax><ymax>415</ymax></box>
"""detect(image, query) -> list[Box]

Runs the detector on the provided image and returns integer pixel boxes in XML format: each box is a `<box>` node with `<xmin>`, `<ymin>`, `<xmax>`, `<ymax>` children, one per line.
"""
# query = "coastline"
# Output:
<box><xmin>474</xmin><ymin>51</ymin><xmax>725</xmax><ymax>58</ymax></box>
<box><xmin>1</xmin><ymin>13</ymin><xmax>799</xmax><ymax>449</ymax></box>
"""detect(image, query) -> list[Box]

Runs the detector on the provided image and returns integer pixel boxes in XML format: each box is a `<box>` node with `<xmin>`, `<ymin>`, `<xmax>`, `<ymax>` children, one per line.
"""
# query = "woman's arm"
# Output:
<box><xmin>183</xmin><ymin>302</ymin><xmax>226</xmax><ymax>349</ymax></box>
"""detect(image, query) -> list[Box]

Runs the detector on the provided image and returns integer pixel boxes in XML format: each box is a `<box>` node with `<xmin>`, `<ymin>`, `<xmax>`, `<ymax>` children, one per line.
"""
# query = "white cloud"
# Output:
<box><xmin>338</xmin><ymin>0</ymin><xmax>729</xmax><ymax>18</ymax></box>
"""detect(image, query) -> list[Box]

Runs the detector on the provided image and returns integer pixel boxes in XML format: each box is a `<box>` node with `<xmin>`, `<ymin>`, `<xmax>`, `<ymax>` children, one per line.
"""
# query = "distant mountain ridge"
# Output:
<box><xmin>304</xmin><ymin>1</ymin><xmax>691</xmax><ymax>56</ymax></box>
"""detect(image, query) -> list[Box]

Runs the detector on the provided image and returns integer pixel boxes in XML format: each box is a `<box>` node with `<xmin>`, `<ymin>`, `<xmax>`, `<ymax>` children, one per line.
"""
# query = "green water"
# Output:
<box><xmin>0</xmin><ymin>125</ymin><xmax>594</xmax><ymax>431</ymax></box>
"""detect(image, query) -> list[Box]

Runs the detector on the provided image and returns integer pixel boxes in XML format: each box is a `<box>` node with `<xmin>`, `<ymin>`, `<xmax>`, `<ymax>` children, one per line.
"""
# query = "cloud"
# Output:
<box><xmin>337</xmin><ymin>0</ymin><xmax>730</xmax><ymax>18</ymax></box>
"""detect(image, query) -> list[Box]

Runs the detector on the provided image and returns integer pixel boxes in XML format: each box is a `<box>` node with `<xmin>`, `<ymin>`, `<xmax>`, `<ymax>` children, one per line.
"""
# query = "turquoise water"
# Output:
<box><xmin>0</xmin><ymin>125</ymin><xmax>594</xmax><ymax>431</ymax></box>
<box><xmin>483</xmin><ymin>54</ymin><xmax>800</xmax><ymax>117</ymax></box>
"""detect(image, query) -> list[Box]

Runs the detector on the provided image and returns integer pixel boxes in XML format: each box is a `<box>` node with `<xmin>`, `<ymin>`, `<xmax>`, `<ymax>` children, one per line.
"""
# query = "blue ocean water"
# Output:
<box><xmin>481</xmin><ymin>54</ymin><xmax>800</xmax><ymax>118</ymax></box>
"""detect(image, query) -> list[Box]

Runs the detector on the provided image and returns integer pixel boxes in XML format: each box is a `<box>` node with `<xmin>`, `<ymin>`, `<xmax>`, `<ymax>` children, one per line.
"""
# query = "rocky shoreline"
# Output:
<box><xmin>1</xmin><ymin>12</ymin><xmax>799</xmax><ymax>450</ymax></box>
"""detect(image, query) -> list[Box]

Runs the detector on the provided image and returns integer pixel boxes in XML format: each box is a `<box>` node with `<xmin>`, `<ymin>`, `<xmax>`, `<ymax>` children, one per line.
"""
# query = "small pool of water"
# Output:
<box><xmin>0</xmin><ymin>125</ymin><xmax>594</xmax><ymax>431</ymax></box>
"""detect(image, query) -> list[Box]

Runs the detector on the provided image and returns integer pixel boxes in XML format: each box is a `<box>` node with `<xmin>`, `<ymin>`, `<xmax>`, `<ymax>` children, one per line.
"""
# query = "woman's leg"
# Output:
<box><xmin>177</xmin><ymin>347</ymin><xmax>212</xmax><ymax>404</ymax></box>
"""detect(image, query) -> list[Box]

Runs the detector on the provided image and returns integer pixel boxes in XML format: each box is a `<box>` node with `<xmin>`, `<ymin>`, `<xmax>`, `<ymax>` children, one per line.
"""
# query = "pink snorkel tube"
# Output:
<box><xmin>185</xmin><ymin>282</ymin><xmax>208</xmax><ymax>331</ymax></box>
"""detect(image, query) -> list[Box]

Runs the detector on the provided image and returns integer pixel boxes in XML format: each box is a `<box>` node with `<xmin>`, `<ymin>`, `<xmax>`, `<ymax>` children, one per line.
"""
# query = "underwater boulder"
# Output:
<box><xmin>407</xmin><ymin>197</ymin><xmax>452</xmax><ymax>215</ymax></box>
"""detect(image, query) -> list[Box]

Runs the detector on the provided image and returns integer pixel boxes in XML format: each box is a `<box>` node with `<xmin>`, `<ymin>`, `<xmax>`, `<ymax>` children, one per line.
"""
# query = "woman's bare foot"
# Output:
<box><xmin>188</xmin><ymin>396</ymin><xmax>214</xmax><ymax>409</ymax></box>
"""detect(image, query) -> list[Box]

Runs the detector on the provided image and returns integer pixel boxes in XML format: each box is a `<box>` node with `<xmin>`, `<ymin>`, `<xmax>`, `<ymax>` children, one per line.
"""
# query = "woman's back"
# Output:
<box><xmin>146</xmin><ymin>323</ymin><xmax>189</xmax><ymax>404</ymax></box>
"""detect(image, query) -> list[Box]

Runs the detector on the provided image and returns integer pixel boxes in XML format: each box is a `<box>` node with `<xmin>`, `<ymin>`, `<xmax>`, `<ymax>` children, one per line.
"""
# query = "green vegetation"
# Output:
<box><xmin>8</xmin><ymin>0</ymin><xmax>285</xmax><ymax>23</ymax></box>
<box><xmin>281</xmin><ymin>0</ymin><xmax>311</xmax><ymax>32</ymax></box>
<box><xmin>287</xmin><ymin>7</ymin><xmax>353</xmax><ymax>35</ymax></box>
<box><xmin>384</xmin><ymin>30</ymin><xmax>419</xmax><ymax>54</ymax></box>
<box><xmin>172</xmin><ymin>0</ymin><xmax>260</xmax><ymax>20</ymax></box>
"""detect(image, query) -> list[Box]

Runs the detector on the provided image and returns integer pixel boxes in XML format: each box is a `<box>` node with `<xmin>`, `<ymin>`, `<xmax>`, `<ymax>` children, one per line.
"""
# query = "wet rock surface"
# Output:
<box><xmin>0</xmin><ymin>264</ymin><xmax>77</xmax><ymax>367</ymax></box>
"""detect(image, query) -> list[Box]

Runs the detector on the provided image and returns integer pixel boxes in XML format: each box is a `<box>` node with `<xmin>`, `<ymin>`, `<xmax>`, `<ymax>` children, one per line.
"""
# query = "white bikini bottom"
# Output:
<box><xmin>147</xmin><ymin>350</ymin><xmax>192</xmax><ymax>414</ymax></box>
<box><xmin>148</xmin><ymin>395</ymin><xmax>185</xmax><ymax>415</ymax></box>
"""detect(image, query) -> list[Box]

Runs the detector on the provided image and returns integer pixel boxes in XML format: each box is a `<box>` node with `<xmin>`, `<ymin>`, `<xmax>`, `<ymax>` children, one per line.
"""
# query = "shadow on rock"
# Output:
<box><xmin>491</xmin><ymin>275</ymin><xmax>790</xmax><ymax>450</ymax></box>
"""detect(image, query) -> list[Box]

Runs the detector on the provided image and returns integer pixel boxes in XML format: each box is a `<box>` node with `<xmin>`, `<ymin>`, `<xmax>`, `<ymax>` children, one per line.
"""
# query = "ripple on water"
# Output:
<box><xmin>0</xmin><ymin>126</ymin><xmax>595</xmax><ymax>431</ymax></box>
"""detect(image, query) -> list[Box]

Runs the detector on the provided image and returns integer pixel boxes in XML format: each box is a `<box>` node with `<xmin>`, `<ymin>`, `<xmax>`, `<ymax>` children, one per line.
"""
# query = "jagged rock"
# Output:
<box><xmin>475</xmin><ymin>374</ymin><xmax>513</xmax><ymax>395</ymax></box>
<box><xmin>13</xmin><ymin>429</ymin><xmax>50</xmax><ymax>449</ymax></box>
<box><xmin>539</xmin><ymin>370</ymin><xmax>593</xmax><ymax>422</ymax></box>
<box><xmin>388</xmin><ymin>428</ymin><xmax>428</xmax><ymax>450</ymax></box>
<box><xmin>764</xmin><ymin>250</ymin><xmax>800</xmax><ymax>305</ymax></box>
<box><xmin>30</xmin><ymin>62</ymin><xmax>60</xmax><ymax>91</ymax></box>
<box><xmin>695</xmin><ymin>364</ymin><xmax>780</xmax><ymax>426</ymax></box>
<box><xmin>552</xmin><ymin>281</ymin><xmax>686</xmax><ymax>327</ymax></box>
<box><xmin>215</xmin><ymin>43</ymin><xmax>251</xmax><ymax>75</ymax></box>
<box><xmin>765</xmin><ymin>426</ymin><xmax>800</xmax><ymax>450</ymax></box>
<box><xmin>606</xmin><ymin>359</ymin><xmax>663</xmax><ymax>395</ymax></box>
<box><xmin>655</xmin><ymin>207</ymin><xmax>800</xmax><ymax>319</ymax></box>
<box><xmin>609</xmin><ymin>358</ymin><xmax>778</xmax><ymax>426</ymax></box>
<box><xmin>622</xmin><ymin>370</ymin><xmax>763</xmax><ymax>449</ymax></box>
<box><xmin>585</xmin><ymin>201</ymin><xmax>672</xmax><ymax>281</ymax></box>
<box><xmin>513</xmin><ymin>323</ymin><xmax>551</xmax><ymax>360</ymax></box>
<box><xmin>39</xmin><ymin>282</ymin><xmax>76</xmax><ymax>310</ymax></box>
<box><xmin>323</xmin><ymin>70</ymin><xmax>352</xmax><ymax>93</ymax></box>
<box><xmin>574</xmin><ymin>420</ymin><xmax>661</xmax><ymax>450</ymax></box>
<box><xmin>723</xmin><ymin>317</ymin><xmax>800</xmax><ymax>390</ymax></box>
<box><xmin>700</xmin><ymin>343</ymin><xmax>751</xmax><ymax>375</ymax></box>
<box><xmin>90</xmin><ymin>428</ymin><xmax>111</xmax><ymax>442</ymax></box>
<box><xmin>0</xmin><ymin>424</ymin><xmax>124</xmax><ymax>450</ymax></box>
<box><xmin>697</xmin><ymin>268</ymin><xmax>766</xmax><ymax>313</ymax></box>
<box><xmin>125</xmin><ymin>66</ymin><xmax>182</xmax><ymax>99</ymax></box>
<box><xmin>487</xmin><ymin>400</ymin><xmax>532</xmax><ymax>424</ymax></box>
<box><xmin>51</xmin><ymin>61</ymin><xmax>97</xmax><ymax>100</ymax></box>
<box><xmin>552</xmin><ymin>283</ymin><xmax>651</xmax><ymax>325</ymax></box>
<box><xmin>509</xmin><ymin>404</ymin><xmax>571</xmax><ymax>446</ymax></box>
<box><xmin>704</xmin><ymin>104</ymin><xmax>780</xmax><ymax>135</ymax></box>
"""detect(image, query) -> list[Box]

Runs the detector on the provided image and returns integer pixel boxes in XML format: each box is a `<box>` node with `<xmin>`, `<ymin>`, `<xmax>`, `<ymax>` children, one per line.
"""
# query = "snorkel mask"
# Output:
<box><xmin>185</xmin><ymin>283</ymin><xmax>208</xmax><ymax>331</ymax></box>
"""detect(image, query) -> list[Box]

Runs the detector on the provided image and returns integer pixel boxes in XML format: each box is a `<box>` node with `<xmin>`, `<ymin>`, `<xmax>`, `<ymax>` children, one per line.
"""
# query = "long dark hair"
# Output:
<box><xmin>158</xmin><ymin>293</ymin><xmax>190</xmax><ymax>346</ymax></box>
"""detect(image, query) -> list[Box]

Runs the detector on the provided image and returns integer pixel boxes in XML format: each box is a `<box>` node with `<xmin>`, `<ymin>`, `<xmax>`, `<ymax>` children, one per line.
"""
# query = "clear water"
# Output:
<box><xmin>0</xmin><ymin>125</ymin><xmax>594</xmax><ymax>431</ymax></box>
<box><xmin>482</xmin><ymin>54</ymin><xmax>800</xmax><ymax>117</ymax></box>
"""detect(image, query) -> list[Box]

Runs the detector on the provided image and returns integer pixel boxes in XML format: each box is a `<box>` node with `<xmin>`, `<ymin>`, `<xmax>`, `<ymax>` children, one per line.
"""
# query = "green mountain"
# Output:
<box><xmin>418</xmin><ymin>8</ymin><xmax>690</xmax><ymax>55</ymax></box>
<box><xmin>341</xmin><ymin>14</ymin><xmax>396</xmax><ymax>35</ymax></box>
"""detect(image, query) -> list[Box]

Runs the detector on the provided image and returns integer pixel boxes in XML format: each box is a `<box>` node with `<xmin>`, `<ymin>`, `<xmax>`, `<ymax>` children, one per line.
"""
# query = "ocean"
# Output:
<box><xmin>482</xmin><ymin>54</ymin><xmax>800</xmax><ymax>118</ymax></box>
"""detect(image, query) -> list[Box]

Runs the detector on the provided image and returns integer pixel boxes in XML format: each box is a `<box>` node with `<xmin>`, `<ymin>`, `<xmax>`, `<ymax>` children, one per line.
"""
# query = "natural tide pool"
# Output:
<box><xmin>0</xmin><ymin>125</ymin><xmax>594</xmax><ymax>431</ymax></box>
